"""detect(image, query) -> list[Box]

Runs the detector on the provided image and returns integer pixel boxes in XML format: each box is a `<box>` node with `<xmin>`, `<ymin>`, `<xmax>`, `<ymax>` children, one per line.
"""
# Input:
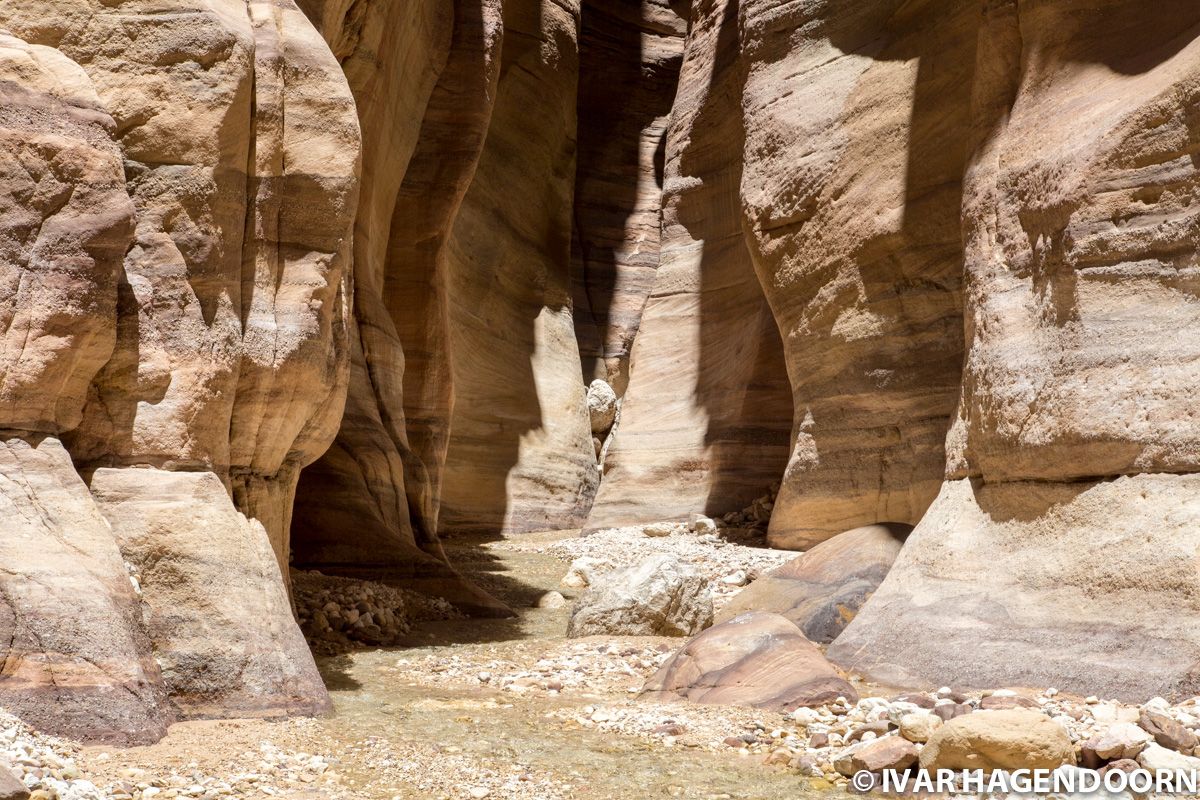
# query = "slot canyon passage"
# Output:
<box><xmin>5</xmin><ymin>0</ymin><xmax>1200</xmax><ymax>797</ymax></box>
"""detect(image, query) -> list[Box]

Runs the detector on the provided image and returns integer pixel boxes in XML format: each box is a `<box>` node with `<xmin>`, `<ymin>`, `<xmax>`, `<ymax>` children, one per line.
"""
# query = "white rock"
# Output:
<box><xmin>1094</xmin><ymin>722</ymin><xmax>1151</xmax><ymax>760</ymax></box>
<box><xmin>586</xmin><ymin>379</ymin><xmax>618</xmax><ymax>434</ymax></box>
<box><xmin>688</xmin><ymin>514</ymin><xmax>717</xmax><ymax>534</ymax></box>
<box><xmin>1137</xmin><ymin>742</ymin><xmax>1200</xmax><ymax>772</ymax></box>
<box><xmin>536</xmin><ymin>591</ymin><xmax>567</xmax><ymax>609</ymax></box>
<box><xmin>719</xmin><ymin>570</ymin><xmax>748</xmax><ymax>586</ymax></box>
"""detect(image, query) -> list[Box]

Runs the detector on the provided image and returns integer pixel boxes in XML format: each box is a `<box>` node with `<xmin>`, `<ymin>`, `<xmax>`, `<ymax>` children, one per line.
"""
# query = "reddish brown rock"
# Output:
<box><xmin>641</xmin><ymin>612</ymin><xmax>857</xmax><ymax>711</ymax></box>
<box><xmin>1139</xmin><ymin>710</ymin><xmax>1198</xmax><ymax>754</ymax></box>
<box><xmin>717</xmin><ymin>523</ymin><xmax>909</xmax><ymax>642</ymax></box>
<box><xmin>834</xmin><ymin>735</ymin><xmax>918</xmax><ymax>777</ymax></box>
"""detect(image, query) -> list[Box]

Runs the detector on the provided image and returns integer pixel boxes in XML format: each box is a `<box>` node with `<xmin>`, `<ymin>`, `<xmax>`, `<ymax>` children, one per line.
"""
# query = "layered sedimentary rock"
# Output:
<box><xmin>0</xmin><ymin>0</ymin><xmax>358</xmax><ymax>739</ymax></box>
<box><xmin>585</xmin><ymin>0</ymin><xmax>793</xmax><ymax>530</ymax></box>
<box><xmin>570</xmin><ymin>0</ymin><xmax>684</xmax><ymax>393</ymax></box>
<box><xmin>717</xmin><ymin>523</ymin><xmax>908</xmax><ymax>642</ymax></box>
<box><xmin>296</xmin><ymin>0</ymin><xmax>596</xmax><ymax>599</ymax></box>
<box><xmin>0</xmin><ymin>31</ymin><xmax>169</xmax><ymax>743</ymax></box>
<box><xmin>643</xmin><ymin>612</ymin><xmax>858</xmax><ymax>710</ymax></box>
<box><xmin>739</xmin><ymin>0</ymin><xmax>975</xmax><ymax>550</ymax></box>
<box><xmin>832</xmin><ymin>0</ymin><xmax>1200</xmax><ymax>701</ymax></box>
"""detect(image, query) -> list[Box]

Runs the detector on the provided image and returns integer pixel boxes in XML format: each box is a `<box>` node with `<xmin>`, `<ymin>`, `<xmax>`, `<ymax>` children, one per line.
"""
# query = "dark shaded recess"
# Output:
<box><xmin>290</xmin><ymin>0</ymin><xmax>512</xmax><ymax>618</ymax></box>
<box><xmin>673</xmin><ymin>0</ymin><xmax>794</xmax><ymax>516</ymax></box>
<box><xmin>569</xmin><ymin>0</ymin><xmax>683</xmax><ymax>384</ymax></box>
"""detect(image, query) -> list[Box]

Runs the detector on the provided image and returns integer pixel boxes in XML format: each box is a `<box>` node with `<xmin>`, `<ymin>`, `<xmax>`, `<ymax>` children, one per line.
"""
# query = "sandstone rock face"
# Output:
<box><xmin>0</xmin><ymin>0</ymin><xmax>358</xmax><ymax>740</ymax></box>
<box><xmin>739</xmin><ymin>0</ymin><xmax>976</xmax><ymax>550</ymax></box>
<box><xmin>584</xmin><ymin>0</ymin><xmax>793</xmax><ymax>531</ymax></box>
<box><xmin>295</xmin><ymin>0</ymin><xmax>596</xmax><ymax>594</ymax></box>
<box><xmin>567</xmin><ymin>555</ymin><xmax>713</xmax><ymax>637</ymax></box>
<box><xmin>642</xmin><ymin>612</ymin><xmax>858</xmax><ymax>711</ymax></box>
<box><xmin>920</xmin><ymin>710</ymin><xmax>1075</xmax><ymax>773</ymax></box>
<box><xmin>831</xmin><ymin>476</ymin><xmax>1200</xmax><ymax>700</ymax></box>
<box><xmin>717</xmin><ymin>523</ymin><xmax>908</xmax><ymax>642</ymax></box>
<box><xmin>89</xmin><ymin>469</ymin><xmax>328</xmax><ymax>719</ymax></box>
<box><xmin>824</xmin><ymin>0</ymin><xmax>1200</xmax><ymax>701</ymax></box>
<box><xmin>0</xmin><ymin>438</ymin><xmax>170</xmax><ymax>745</ymax></box>
<box><xmin>570</xmin><ymin>0</ymin><xmax>684</xmax><ymax>394</ymax></box>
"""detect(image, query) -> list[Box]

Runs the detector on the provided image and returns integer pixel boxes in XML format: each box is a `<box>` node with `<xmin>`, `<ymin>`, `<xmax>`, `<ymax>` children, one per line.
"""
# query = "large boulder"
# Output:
<box><xmin>717</xmin><ymin>523</ymin><xmax>909</xmax><ymax>642</ymax></box>
<box><xmin>0</xmin><ymin>438</ymin><xmax>171</xmax><ymax>745</ymax></box>
<box><xmin>89</xmin><ymin>469</ymin><xmax>329</xmax><ymax>719</ymax></box>
<box><xmin>567</xmin><ymin>554</ymin><xmax>712</xmax><ymax>637</ymax></box>
<box><xmin>920</xmin><ymin>710</ymin><xmax>1076</xmax><ymax>773</ymax></box>
<box><xmin>586</xmin><ymin>379</ymin><xmax>618</xmax><ymax>434</ymax></box>
<box><xmin>641</xmin><ymin>612</ymin><xmax>858</xmax><ymax>711</ymax></box>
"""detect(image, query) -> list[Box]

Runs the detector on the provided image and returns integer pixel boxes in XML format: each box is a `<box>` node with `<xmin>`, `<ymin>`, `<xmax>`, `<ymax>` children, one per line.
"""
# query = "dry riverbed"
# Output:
<box><xmin>26</xmin><ymin>528</ymin><xmax>816</xmax><ymax>800</ymax></box>
<box><xmin>14</xmin><ymin>525</ymin><xmax>1193</xmax><ymax>800</ymax></box>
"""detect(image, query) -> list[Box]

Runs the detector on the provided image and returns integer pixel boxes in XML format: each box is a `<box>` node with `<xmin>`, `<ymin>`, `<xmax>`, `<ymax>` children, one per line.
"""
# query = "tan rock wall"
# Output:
<box><xmin>0</xmin><ymin>0</ymin><xmax>359</xmax><ymax>739</ymax></box>
<box><xmin>832</xmin><ymin>0</ymin><xmax>1200</xmax><ymax>701</ymax></box>
<box><xmin>584</xmin><ymin>0</ymin><xmax>794</xmax><ymax>530</ymax></box>
<box><xmin>739</xmin><ymin>0</ymin><xmax>975</xmax><ymax>549</ymax></box>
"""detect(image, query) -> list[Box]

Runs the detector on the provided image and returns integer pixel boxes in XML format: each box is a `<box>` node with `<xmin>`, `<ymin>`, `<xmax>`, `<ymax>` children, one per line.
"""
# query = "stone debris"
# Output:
<box><xmin>497</xmin><ymin>523</ymin><xmax>795</xmax><ymax>610</ymax></box>
<box><xmin>291</xmin><ymin>570</ymin><xmax>459</xmax><ymax>654</ymax></box>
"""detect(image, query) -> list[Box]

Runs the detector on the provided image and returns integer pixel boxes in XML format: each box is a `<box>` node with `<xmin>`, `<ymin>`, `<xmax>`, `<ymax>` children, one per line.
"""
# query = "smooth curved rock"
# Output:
<box><xmin>89</xmin><ymin>468</ymin><xmax>329</xmax><ymax>719</ymax></box>
<box><xmin>717</xmin><ymin>523</ymin><xmax>909</xmax><ymax>642</ymax></box>
<box><xmin>831</xmin><ymin>476</ymin><xmax>1200</xmax><ymax>701</ymax></box>
<box><xmin>0</xmin><ymin>438</ymin><xmax>171</xmax><ymax>745</ymax></box>
<box><xmin>641</xmin><ymin>611</ymin><xmax>858</xmax><ymax>711</ymax></box>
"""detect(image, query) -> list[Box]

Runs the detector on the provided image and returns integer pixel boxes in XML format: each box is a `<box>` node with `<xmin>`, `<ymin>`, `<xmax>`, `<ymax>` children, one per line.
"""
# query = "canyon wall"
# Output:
<box><xmin>830</xmin><ymin>0</ymin><xmax>1200</xmax><ymax>701</ymax></box>
<box><xmin>584</xmin><ymin>0</ymin><xmax>794</xmax><ymax>530</ymax></box>
<box><xmin>6</xmin><ymin>0</ymin><xmax>1200</xmax><ymax>745</ymax></box>
<box><xmin>0</xmin><ymin>0</ymin><xmax>357</xmax><ymax>741</ymax></box>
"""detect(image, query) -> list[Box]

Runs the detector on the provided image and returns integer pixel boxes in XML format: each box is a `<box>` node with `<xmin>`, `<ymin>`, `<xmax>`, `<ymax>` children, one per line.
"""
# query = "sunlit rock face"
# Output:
<box><xmin>0</xmin><ymin>0</ymin><xmax>358</xmax><ymax>740</ymax></box>
<box><xmin>584</xmin><ymin>0</ymin><xmax>794</xmax><ymax>532</ymax></box>
<box><xmin>831</xmin><ymin>0</ymin><xmax>1200</xmax><ymax>701</ymax></box>
<box><xmin>738</xmin><ymin>0</ymin><xmax>975</xmax><ymax>550</ymax></box>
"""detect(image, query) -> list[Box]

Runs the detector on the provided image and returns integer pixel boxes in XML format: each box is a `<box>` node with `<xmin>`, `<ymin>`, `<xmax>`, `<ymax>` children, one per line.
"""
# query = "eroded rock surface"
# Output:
<box><xmin>831</xmin><ymin>0</ymin><xmax>1200</xmax><ymax>701</ymax></box>
<box><xmin>642</xmin><ymin>612</ymin><xmax>858</xmax><ymax>711</ymax></box>
<box><xmin>717</xmin><ymin>523</ymin><xmax>909</xmax><ymax>642</ymax></box>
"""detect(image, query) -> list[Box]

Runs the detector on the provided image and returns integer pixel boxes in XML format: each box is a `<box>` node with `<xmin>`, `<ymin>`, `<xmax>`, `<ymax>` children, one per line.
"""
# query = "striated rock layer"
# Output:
<box><xmin>295</xmin><ymin>0</ymin><xmax>597</xmax><ymax>608</ymax></box>
<box><xmin>585</xmin><ymin>0</ymin><xmax>794</xmax><ymax>531</ymax></box>
<box><xmin>0</xmin><ymin>0</ymin><xmax>358</xmax><ymax>740</ymax></box>
<box><xmin>832</xmin><ymin>0</ymin><xmax>1200</xmax><ymax>700</ymax></box>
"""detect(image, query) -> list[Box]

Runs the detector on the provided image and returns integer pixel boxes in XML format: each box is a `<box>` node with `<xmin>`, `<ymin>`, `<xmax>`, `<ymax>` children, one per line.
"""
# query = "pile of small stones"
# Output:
<box><xmin>0</xmin><ymin>711</ymin><xmax>104</xmax><ymax>800</ymax></box>
<box><xmin>291</xmin><ymin>570</ymin><xmax>459</xmax><ymax>654</ymax></box>
<box><xmin>504</xmin><ymin>521</ymin><xmax>794</xmax><ymax>610</ymax></box>
<box><xmin>100</xmin><ymin>744</ymin><xmax>335</xmax><ymax>800</ymax></box>
<box><xmin>591</xmin><ymin>687</ymin><xmax>1200</xmax><ymax>792</ymax></box>
<box><xmin>716</xmin><ymin>483</ymin><xmax>779</xmax><ymax>531</ymax></box>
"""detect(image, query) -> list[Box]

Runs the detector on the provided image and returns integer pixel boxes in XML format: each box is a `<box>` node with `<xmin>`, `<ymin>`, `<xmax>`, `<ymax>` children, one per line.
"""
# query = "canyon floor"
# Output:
<box><xmin>59</xmin><ymin>530</ymin><xmax>822</xmax><ymax>800</ymax></box>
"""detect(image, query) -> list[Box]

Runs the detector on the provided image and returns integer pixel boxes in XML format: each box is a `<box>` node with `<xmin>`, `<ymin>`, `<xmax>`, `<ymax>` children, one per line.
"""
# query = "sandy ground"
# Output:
<box><xmin>55</xmin><ymin>529</ymin><xmax>824</xmax><ymax>800</ymax></box>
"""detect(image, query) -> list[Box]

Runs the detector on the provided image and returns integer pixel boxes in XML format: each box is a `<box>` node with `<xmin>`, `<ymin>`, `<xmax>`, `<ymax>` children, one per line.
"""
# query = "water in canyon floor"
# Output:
<box><xmin>75</xmin><ymin>531</ymin><xmax>823</xmax><ymax>799</ymax></box>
